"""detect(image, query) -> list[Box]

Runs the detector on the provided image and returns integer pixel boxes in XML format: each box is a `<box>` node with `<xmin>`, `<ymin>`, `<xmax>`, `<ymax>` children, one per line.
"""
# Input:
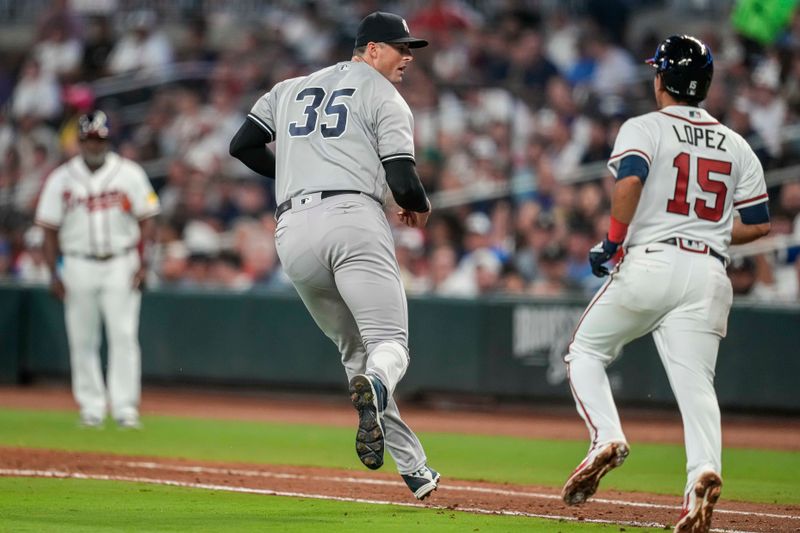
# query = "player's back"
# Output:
<box><xmin>618</xmin><ymin>105</ymin><xmax>765</xmax><ymax>255</ymax></box>
<box><xmin>266</xmin><ymin>61</ymin><xmax>411</xmax><ymax>205</ymax></box>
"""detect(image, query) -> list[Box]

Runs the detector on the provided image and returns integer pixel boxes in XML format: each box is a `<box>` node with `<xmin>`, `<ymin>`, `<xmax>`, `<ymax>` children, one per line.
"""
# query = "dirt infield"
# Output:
<box><xmin>1</xmin><ymin>385</ymin><xmax>799</xmax><ymax>532</ymax></box>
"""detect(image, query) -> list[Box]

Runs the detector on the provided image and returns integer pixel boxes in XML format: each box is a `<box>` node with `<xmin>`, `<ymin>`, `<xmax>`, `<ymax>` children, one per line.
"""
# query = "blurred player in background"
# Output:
<box><xmin>560</xmin><ymin>35</ymin><xmax>770</xmax><ymax>533</ymax></box>
<box><xmin>35</xmin><ymin>110</ymin><xmax>160</xmax><ymax>429</ymax></box>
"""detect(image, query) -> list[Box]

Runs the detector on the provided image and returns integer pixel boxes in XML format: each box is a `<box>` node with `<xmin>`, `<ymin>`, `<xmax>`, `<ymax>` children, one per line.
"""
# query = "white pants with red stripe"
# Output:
<box><xmin>564</xmin><ymin>242</ymin><xmax>732</xmax><ymax>493</ymax></box>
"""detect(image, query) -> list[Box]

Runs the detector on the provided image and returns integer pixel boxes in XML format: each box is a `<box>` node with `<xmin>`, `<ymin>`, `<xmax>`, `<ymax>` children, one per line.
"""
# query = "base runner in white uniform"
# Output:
<box><xmin>36</xmin><ymin>111</ymin><xmax>160</xmax><ymax>429</ymax></box>
<box><xmin>230</xmin><ymin>12</ymin><xmax>439</xmax><ymax>500</ymax></box>
<box><xmin>560</xmin><ymin>36</ymin><xmax>771</xmax><ymax>533</ymax></box>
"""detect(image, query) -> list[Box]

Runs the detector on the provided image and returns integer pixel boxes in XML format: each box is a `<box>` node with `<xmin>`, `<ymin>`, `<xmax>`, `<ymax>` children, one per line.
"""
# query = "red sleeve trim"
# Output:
<box><xmin>733</xmin><ymin>193</ymin><xmax>768</xmax><ymax>207</ymax></box>
<box><xmin>609</xmin><ymin>149</ymin><xmax>651</xmax><ymax>165</ymax></box>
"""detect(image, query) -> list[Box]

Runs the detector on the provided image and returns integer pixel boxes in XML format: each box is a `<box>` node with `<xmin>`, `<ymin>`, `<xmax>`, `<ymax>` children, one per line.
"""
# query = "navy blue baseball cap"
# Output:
<box><xmin>355</xmin><ymin>12</ymin><xmax>428</xmax><ymax>49</ymax></box>
<box><xmin>78</xmin><ymin>110</ymin><xmax>110</xmax><ymax>140</ymax></box>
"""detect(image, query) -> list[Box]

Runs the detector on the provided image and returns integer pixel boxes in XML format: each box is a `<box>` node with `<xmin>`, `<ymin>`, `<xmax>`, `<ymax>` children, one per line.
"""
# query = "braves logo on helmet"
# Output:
<box><xmin>647</xmin><ymin>35</ymin><xmax>713</xmax><ymax>104</ymax></box>
<box><xmin>78</xmin><ymin>111</ymin><xmax>110</xmax><ymax>140</ymax></box>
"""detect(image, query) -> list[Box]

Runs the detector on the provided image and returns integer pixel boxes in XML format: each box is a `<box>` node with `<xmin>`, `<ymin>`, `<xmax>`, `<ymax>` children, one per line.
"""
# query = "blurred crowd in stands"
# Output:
<box><xmin>1</xmin><ymin>0</ymin><xmax>799</xmax><ymax>300</ymax></box>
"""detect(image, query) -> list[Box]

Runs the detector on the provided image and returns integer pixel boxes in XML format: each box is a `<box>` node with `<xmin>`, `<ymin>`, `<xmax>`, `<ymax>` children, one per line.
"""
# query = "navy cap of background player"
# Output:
<box><xmin>355</xmin><ymin>12</ymin><xmax>428</xmax><ymax>49</ymax></box>
<box><xmin>78</xmin><ymin>110</ymin><xmax>110</xmax><ymax>141</ymax></box>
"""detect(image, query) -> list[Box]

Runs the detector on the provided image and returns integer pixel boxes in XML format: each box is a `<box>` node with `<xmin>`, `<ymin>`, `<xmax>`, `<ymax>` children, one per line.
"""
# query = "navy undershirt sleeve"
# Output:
<box><xmin>616</xmin><ymin>155</ymin><xmax>650</xmax><ymax>183</ymax></box>
<box><xmin>739</xmin><ymin>203</ymin><xmax>770</xmax><ymax>224</ymax></box>
<box><xmin>229</xmin><ymin>118</ymin><xmax>276</xmax><ymax>178</ymax></box>
<box><xmin>384</xmin><ymin>159</ymin><xmax>430</xmax><ymax>212</ymax></box>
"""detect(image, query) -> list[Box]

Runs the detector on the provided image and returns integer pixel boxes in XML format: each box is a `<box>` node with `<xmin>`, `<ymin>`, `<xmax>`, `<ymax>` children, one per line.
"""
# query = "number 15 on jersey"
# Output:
<box><xmin>667</xmin><ymin>152</ymin><xmax>731</xmax><ymax>222</ymax></box>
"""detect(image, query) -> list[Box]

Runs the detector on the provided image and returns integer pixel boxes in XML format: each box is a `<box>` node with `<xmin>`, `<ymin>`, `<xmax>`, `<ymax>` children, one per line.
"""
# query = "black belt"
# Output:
<box><xmin>275</xmin><ymin>190</ymin><xmax>363</xmax><ymax>221</ymax></box>
<box><xmin>658</xmin><ymin>238</ymin><xmax>726</xmax><ymax>265</ymax></box>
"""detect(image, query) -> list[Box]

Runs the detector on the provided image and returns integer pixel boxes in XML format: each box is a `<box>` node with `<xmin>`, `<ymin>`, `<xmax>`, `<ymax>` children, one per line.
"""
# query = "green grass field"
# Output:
<box><xmin>0</xmin><ymin>408</ymin><xmax>797</xmax><ymax>532</ymax></box>
<box><xmin>0</xmin><ymin>477</ymin><xmax>647</xmax><ymax>533</ymax></box>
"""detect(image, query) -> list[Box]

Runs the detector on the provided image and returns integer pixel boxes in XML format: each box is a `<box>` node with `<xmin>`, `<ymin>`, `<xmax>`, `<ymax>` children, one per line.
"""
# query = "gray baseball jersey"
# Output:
<box><xmin>249</xmin><ymin>59</ymin><xmax>430</xmax><ymax>476</ymax></box>
<box><xmin>247</xmin><ymin>61</ymin><xmax>415</xmax><ymax>204</ymax></box>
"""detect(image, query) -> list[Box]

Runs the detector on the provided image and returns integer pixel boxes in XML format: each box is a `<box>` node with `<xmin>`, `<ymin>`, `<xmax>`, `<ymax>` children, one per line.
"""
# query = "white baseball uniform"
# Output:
<box><xmin>565</xmin><ymin>105</ymin><xmax>767</xmax><ymax>498</ymax></box>
<box><xmin>35</xmin><ymin>152</ymin><xmax>160</xmax><ymax>423</ymax></box>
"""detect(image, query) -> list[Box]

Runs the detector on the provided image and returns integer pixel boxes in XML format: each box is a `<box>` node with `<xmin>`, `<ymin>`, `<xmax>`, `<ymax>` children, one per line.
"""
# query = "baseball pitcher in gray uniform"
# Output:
<box><xmin>230</xmin><ymin>12</ymin><xmax>439</xmax><ymax>500</ymax></box>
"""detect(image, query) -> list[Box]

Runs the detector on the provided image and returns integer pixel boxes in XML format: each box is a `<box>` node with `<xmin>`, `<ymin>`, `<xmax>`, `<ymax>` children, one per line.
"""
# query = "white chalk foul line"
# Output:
<box><xmin>0</xmin><ymin>468</ymin><xmax>772</xmax><ymax>533</ymax></box>
<box><xmin>1</xmin><ymin>468</ymin><xmax>722</xmax><ymax>532</ymax></box>
<box><xmin>114</xmin><ymin>460</ymin><xmax>800</xmax><ymax>522</ymax></box>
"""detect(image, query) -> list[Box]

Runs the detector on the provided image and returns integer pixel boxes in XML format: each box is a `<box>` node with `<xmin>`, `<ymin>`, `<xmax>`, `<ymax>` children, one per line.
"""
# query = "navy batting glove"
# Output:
<box><xmin>588</xmin><ymin>236</ymin><xmax>619</xmax><ymax>277</ymax></box>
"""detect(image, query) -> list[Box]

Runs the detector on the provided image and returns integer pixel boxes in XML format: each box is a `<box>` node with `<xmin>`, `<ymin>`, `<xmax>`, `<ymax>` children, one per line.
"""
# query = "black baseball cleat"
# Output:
<box><xmin>402</xmin><ymin>465</ymin><xmax>440</xmax><ymax>500</ymax></box>
<box><xmin>349</xmin><ymin>374</ymin><xmax>386</xmax><ymax>470</ymax></box>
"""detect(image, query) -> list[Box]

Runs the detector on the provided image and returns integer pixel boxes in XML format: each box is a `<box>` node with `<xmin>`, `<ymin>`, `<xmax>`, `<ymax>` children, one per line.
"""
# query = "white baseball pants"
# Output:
<box><xmin>565</xmin><ymin>242</ymin><xmax>732</xmax><ymax>493</ymax></box>
<box><xmin>62</xmin><ymin>251</ymin><xmax>142</xmax><ymax>422</ymax></box>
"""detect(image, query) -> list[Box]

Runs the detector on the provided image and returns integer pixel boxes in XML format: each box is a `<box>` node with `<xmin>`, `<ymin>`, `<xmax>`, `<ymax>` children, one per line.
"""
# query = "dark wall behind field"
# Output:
<box><xmin>2</xmin><ymin>285</ymin><xmax>798</xmax><ymax>412</ymax></box>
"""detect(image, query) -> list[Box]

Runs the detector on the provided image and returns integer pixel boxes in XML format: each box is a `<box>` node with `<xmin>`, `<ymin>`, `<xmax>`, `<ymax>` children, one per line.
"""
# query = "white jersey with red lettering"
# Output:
<box><xmin>566</xmin><ymin>103</ymin><xmax>769</xmax><ymax>519</ymax></box>
<box><xmin>35</xmin><ymin>151</ymin><xmax>159</xmax><ymax>426</ymax></box>
<box><xmin>35</xmin><ymin>152</ymin><xmax>159</xmax><ymax>256</ymax></box>
<box><xmin>608</xmin><ymin>105</ymin><xmax>767</xmax><ymax>259</ymax></box>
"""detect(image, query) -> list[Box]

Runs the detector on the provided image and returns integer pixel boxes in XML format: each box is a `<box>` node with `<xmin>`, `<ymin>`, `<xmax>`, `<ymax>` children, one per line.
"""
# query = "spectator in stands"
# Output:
<box><xmin>737</xmin><ymin>57</ymin><xmax>787</xmax><ymax>162</ymax></box>
<box><xmin>515</xmin><ymin>210</ymin><xmax>556</xmax><ymax>282</ymax></box>
<box><xmin>544</xmin><ymin>8</ymin><xmax>581</xmax><ymax>75</ymax></box>
<box><xmin>157</xmin><ymin>241</ymin><xmax>190</xmax><ymax>288</ymax></box>
<box><xmin>429</xmin><ymin>244</ymin><xmax>471</xmax><ymax>296</ymax></box>
<box><xmin>10</xmin><ymin>59</ymin><xmax>62</xmax><ymax>121</ymax></box>
<box><xmin>280</xmin><ymin>1</ymin><xmax>336</xmax><ymax>67</ymax></box>
<box><xmin>182</xmin><ymin>252</ymin><xmax>213</xmax><ymax>288</ymax></box>
<box><xmin>13</xmin><ymin>143</ymin><xmax>52</xmax><ymax>216</ymax></box>
<box><xmin>36</xmin><ymin>0</ymin><xmax>81</xmax><ymax>43</ymax></box>
<box><xmin>473</xmin><ymin>248</ymin><xmax>503</xmax><ymax>295</ymax></box>
<box><xmin>579</xmin><ymin>116</ymin><xmax>612</xmax><ymax>164</ymax></box>
<box><xmin>229</xmin><ymin>216</ymin><xmax>282</xmax><ymax>289</ymax></box>
<box><xmin>107</xmin><ymin>10</ymin><xmax>174</xmax><ymax>75</ymax></box>
<box><xmin>564</xmin><ymin>222</ymin><xmax>599</xmax><ymax>294</ymax></box>
<box><xmin>13</xmin><ymin>115</ymin><xmax>59</xmax><ymax>174</ymax></box>
<box><xmin>163</xmin><ymin>88</ymin><xmax>211</xmax><ymax>157</ymax></box>
<box><xmin>409</xmin><ymin>0</ymin><xmax>477</xmax><ymax>36</ymax></box>
<box><xmin>499</xmin><ymin>262</ymin><xmax>527</xmax><ymax>294</ymax></box>
<box><xmin>529</xmin><ymin>242</ymin><xmax>572</xmax><ymax>296</ymax></box>
<box><xmin>33</xmin><ymin>22</ymin><xmax>83</xmax><ymax>81</ymax></box>
<box><xmin>394</xmin><ymin>227</ymin><xmax>429</xmax><ymax>295</ymax></box>
<box><xmin>210</xmin><ymin>250</ymin><xmax>252</xmax><ymax>291</ymax></box>
<box><xmin>81</xmin><ymin>15</ymin><xmax>115</xmax><ymax>80</ymax></box>
<box><xmin>728</xmin><ymin>255</ymin><xmax>783</xmax><ymax>301</ymax></box>
<box><xmin>584</xmin><ymin>30</ymin><xmax>637</xmax><ymax>97</ymax></box>
<box><xmin>501</xmin><ymin>29</ymin><xmax>559</xmax><ymax>101</ymax></box>
<box><xmin>764</xmin><ymin>209</ymin><xmax>800</xmax><ymax>300</ymax></box>
<box><xmin>14</xmin><ymin>225</ymin><xmax>50</xmax><ymax>284</ymax></box>
<box><xmin>179</xmin><ymin>17</ymin><xmax>218</xmax><ymax>63</ymax></box>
